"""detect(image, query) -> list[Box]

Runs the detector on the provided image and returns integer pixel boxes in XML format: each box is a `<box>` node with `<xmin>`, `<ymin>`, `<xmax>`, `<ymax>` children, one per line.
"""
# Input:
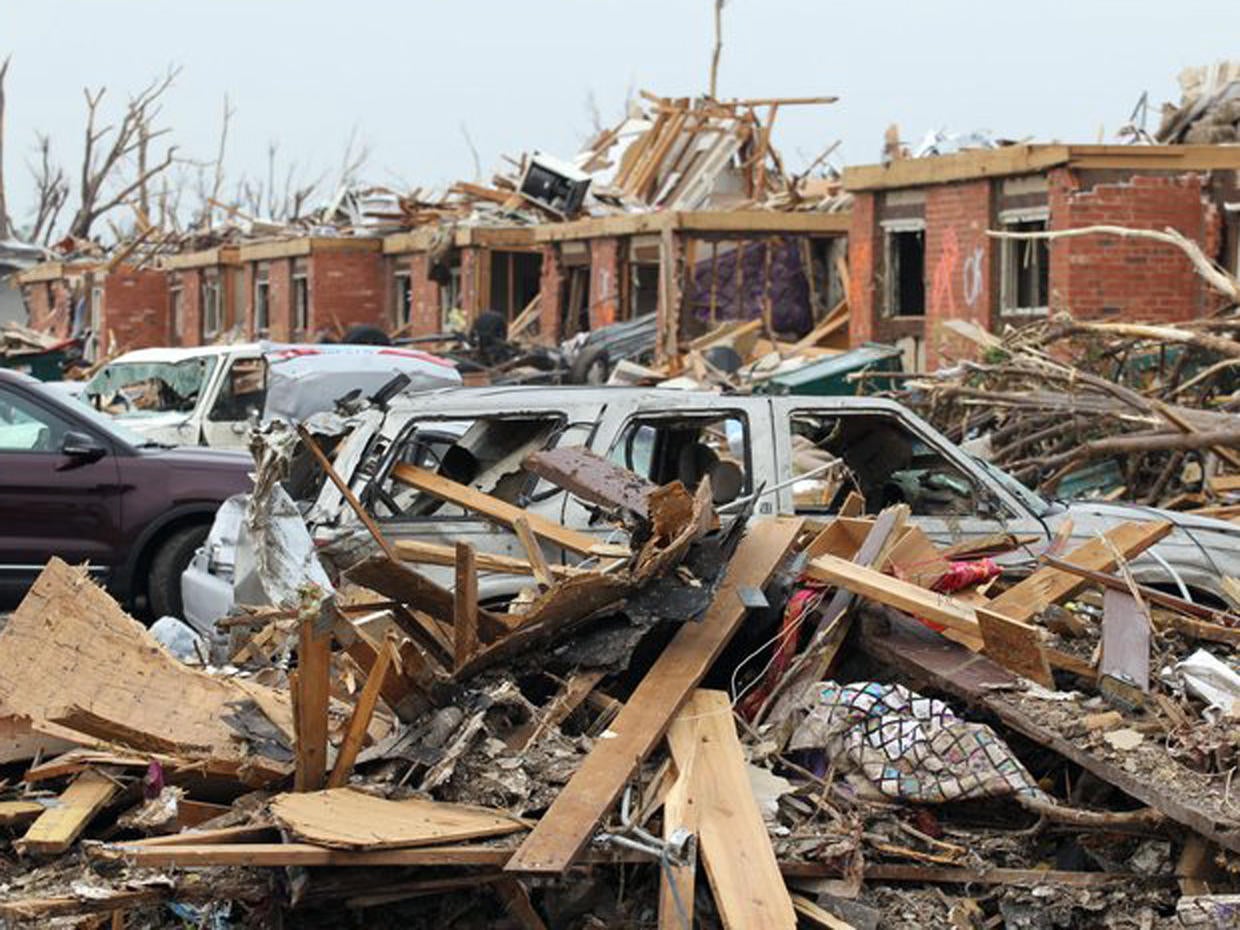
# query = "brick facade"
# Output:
<box><xmin>407</xmin><ymin>252</ymin><xmax>442</xmax><ymax>336</ymax></box>
<box><xmin>848</xmin><ymin>159</ymin><xmax>1232</xmax><ymax>368</ymax></box>
<box><xmin>100</xmin><ymin>266</ymin><xmax>168</xmax><ymax>354</ymax></box>
<box><xmin>589</xmin><ymin>237</ymin><xmax>622</xmax><ymax>330</ymax></box>
<box><xmin>310</xmin><ymin>249</ymin><xmax>385</xmax><ymax>334</ymax></box>
<box><xmin>266</xmin><ymin>258</ymin><xmax>293</xmax><ymax>341</ymax></box>
<box><xmin>537</xmin><ymin>243</ymin><xmax>563</xmax><ymax>342</ymax></box>
<box><xmin>1048</xmin><ymin>170</ymin><xmax>1224</xmax><ymax>323</ymax></box>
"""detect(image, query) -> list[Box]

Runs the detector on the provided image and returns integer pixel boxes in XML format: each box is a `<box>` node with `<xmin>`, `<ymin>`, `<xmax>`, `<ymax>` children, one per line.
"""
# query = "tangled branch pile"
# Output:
<box><xmin>890</xmin><ymin>314</ymin><xmax>1240</xmax><ymax>508</ymax></box>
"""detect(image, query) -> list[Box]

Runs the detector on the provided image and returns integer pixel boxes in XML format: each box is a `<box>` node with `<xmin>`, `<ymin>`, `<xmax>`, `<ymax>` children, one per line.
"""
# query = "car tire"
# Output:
<box><xmin>148</xmin><ymin>524</ymin><xmax>210</xmax><ymax>620</ymax></box>
<box><xmin>570</xmin><ymin>345</ymin><xmax>611</xmax><ymax>384</ymax></box>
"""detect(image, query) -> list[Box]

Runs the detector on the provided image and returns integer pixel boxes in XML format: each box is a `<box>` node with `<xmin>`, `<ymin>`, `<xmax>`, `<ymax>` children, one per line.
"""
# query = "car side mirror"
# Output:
<box><xmin>59</xmin><ymin>430</ymin><xmax>107</xmax><ymax>465</ymax></box>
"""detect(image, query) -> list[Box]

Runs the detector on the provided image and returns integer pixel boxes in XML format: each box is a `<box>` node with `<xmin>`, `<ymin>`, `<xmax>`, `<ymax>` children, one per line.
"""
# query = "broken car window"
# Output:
<box><xmin>369</xmin><ymin>415</ymin><xmax>564</xmax><ymax>520</ymax></box>
<box><xmin>85</xmin><ymin>357</ymin><xmax>217</xmax><ymax>416</ymax></box>
<box><xmin>208</xmin><ymin>358</ymin><xmax>267</xmax><ymax>422</ymax></box>
<box><xmin>790</xmin><ymin>411</ymin><xmax>996</xmax><ymax>517</ymax></box>
<box><xmin>608</xmin><ymin>412</ymin><xmax>749</xmax><ymax>506</ymax></box>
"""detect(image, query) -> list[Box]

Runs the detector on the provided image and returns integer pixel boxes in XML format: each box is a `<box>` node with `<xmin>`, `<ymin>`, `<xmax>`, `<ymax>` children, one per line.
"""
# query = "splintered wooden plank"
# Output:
<box><xmin>391</xmin><ymin>463</ymin><xmax>618</xmax><ymax>557</ymax></box>
<box><xmin>19</xmin><ymin>768</ymin><xmax>120</xmax><ymax>855</ymax></box>
<box><xmin>975</xmin><ymin>607</ymin><xmax>1054</xmax><ymax>688</ymax></box>
<box><xmin>1101</xmin><ymin>589</ymin><xmax>1151</xmax><ymax>693</ymax></box>
<box><xmin>454</xmin><ymin>543</ymin><xmax>480</xmax><ymax>669</ymax></box>
<box><xmin>294</xmin><ymin>606</ymin><xmax>332</xmax><ymax>793</ymax></box>
<box><xmin>395</xmin><ymin>539</ymin><xmax>582</xmax><ymax>579</ymax></box>
<box><xmin>524</xmin><ymin>445</ymin><xmax>656</xmax><ymax>518</ymax></box>
<box><xmin>347</xmin><ymin>554</ymin><xmax>514</xmax><ymax>644</ymax></box>
<box><xmin>505</xmin><ymin>518</ymin><xmax>804</xmax><ymax>875</ymax></box>
<box><xmin>666</xmin><ymin>691</ymin><xmax>795</xmax><ymax>930</ymax></box>
<box><xmin>986</xmin><ymin>521</ymin><xmax>1172</xmax><ymax>624</ymax></box>
<box><xmin>805</xmin><ymin>553</ymin><xmax>980</xmax><ymax>635</ymax></box>
<box><xmin>792</xmin><ymin>895</ymin><xmax>858</xmax><ymax>929</ymax></box>
<box><xmin>95</xmin><ymin>841</ymin><xmax>514</xmax><ymax>868</ymax></box>
<box><xmin>327</xmin><ymin>638</ymin><xmax>396</xmax><ymax>788</ymax></box>
<box><xmin>269</xmin><ymin>788</ymin><xmax>527</xmax><ymax>850</ymax></box>
<box><xmin>0</xmin><ymin>559</ymin><xmax>291</xmax><ymax>781</ymax></box>
<box><xmin>512</xmin><ymin>517</ymin><xmax>554</xmax><ymax>589</ymax></box>
<box><xmin>658</xmin><ymin>714</ymin><xmax>700</xmax><ymax>930</ymax></box>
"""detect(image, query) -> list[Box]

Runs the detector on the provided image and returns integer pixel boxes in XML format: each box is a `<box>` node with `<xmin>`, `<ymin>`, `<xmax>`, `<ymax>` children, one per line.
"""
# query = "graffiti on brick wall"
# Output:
<box><xmin>930</xmin><ymin>227</ymin><xmax>959</xmax><ymax>318</ymax></box>
<box><xmin>962</xmin><ymin>246</ymin><xmax>984</xmax><ymax>308</ymax></box>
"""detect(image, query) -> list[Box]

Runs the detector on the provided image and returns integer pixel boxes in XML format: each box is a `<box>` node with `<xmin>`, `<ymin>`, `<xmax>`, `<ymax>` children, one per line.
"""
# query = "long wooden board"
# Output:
<box><xmin>392</xmin><ymin>463</ymin><xmax>618</xmax><ymax>557</ymax></box>
<box><xmin>667</xmin><ymin>691</ymin><xmax>795</xmax><ymax>930</ymax></box>
<box><xmin>805</xmin><ymin>553</ymin><xmax>980</xmax><ymax>635</ymax></box>
<box><xmin>270</xmin><ymin>788</ymin><xmax>527</xmax><ymax>850</ymax></box>
<box><xmin>986</xmin><ymin>521</ymin><xmax>1172</xmax><ymax>624</ymax></box>
<box><xmin>505</xmin><ymin>518</ymin><xmax>804</xmax><ymax>874</ymax></box>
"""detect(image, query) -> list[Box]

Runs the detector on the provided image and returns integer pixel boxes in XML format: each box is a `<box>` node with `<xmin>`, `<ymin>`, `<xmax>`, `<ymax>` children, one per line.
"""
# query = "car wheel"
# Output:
<box><xmin>570</xmin><ymin>345</ymin><xmax>611</xmax><ymax>384</ymax></box>
<box><xmin>148</xmin><ymin>524</ymin><xmax>210</xmax><ymax>620</ymax></box>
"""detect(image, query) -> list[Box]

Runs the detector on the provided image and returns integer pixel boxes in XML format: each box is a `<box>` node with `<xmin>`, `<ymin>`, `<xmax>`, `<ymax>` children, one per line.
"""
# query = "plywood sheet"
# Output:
<box><xmin>269</xmin><ymin>788</ymin><xmax>528</xmax><ymax>850</ymax></box>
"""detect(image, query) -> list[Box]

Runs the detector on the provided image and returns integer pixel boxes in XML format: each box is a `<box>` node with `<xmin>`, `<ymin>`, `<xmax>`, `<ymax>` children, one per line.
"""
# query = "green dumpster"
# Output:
<box><xmin>755</xmin><ymin>342</ymin><xmax>904</xmax><ymax>396</ymax></box>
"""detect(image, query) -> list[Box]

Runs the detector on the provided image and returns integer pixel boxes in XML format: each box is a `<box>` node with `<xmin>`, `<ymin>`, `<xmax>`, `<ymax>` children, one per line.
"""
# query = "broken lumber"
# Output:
<box><xmin>986</xmin><ymin>521</ymin><xmax>1172</xmax><ymax>624</ymax></box>
<box><xmin>327</xmin><ymin>637</ymin><xmax>397</xmax><ymax>788</ymax></box>
<box><xmin>394</xmin><ymin>539</ymin><xmax>581</xmax><ymax>579</ymax></box>
<box><xmin>0</xmin><ymin>559</ymin><xmax>290</xmax><ymax>781</ymax></box>
<box><xmin>505</xmin><ymin>517</ymin><xmax>804</xmax><ymax>874</ymax></box>
<box><xmin>667</xmin><ymin>690</ymin><xmax>795</xmax><ymax>929</ymax></box>
<box><xmin>294</xmin><ymin>590</ymin><xmax>333</xmax><ymax>793</ymax></box>
<box><xmin>524</xmin><ymin>445</ymin><xmax>657</xmax><ymax>518</ymax></box>
<box><xmin>391</xmin><ymin>462</ymin><xmax>624</xmax><ymax>557</ymax></box>
<box><xmin>269</xmin><ymin>788</ymin><xmax>527</xmax><ymax>850</ymax></box>
<box><xmin>454</xmin><ymin>542</ymin><xmax>480</xmax><ymax>669</ymax></box>
<box><xmin>19</xmin><ymin>768</ymin><xmax>121</xmax><ymax>855</ymax></box>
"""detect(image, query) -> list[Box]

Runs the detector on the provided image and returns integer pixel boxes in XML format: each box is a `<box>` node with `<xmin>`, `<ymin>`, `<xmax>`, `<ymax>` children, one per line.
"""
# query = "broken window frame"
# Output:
<box><xmin>881</xmin><ymin>219</ymin><xmax>926</xmax><ymax>318</ymax></box>
<box><xmin>605</xmin><ymin>408</ymin><xmax>753</xmax><ymax>505</ymax></box>
<box><xmin>292</xmin><ymin>260</ymin><xmax>310</xmax><ymax>339</ymax></box>
<box><xmin>254</xmin><ymin>264</ymin><xmax>271</xmax><ymax>337</ymax></box>
<box><xmin>200</xmin><ymin>272</ymin><xmax>223</xmax><ymax>342</ymax></box>
<box><xmin>364</xmin><ymin>412</ymin><xmax>569</xmax><ymax>523</ymax></box>
<box><xmin>998</xmin><ymin>208</ymin><xmax>1050</xmax><ymax>317</ymax></box>
<box><xmin>392</xmin><ymin>268</ymin><xmax>412</xmax><ymax>329</ymax></box>
<box><xmin>169</xmin><ymin>276</ymin><xmax>184</xmax><ymax>346</ymax></box>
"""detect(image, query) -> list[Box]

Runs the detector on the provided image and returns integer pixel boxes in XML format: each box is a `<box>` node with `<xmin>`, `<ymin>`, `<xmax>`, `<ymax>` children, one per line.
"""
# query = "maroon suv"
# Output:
<box><xmin>0</xmin><ymin>369</ymin><xmax>252</xmax><ymax>617</ymax></box>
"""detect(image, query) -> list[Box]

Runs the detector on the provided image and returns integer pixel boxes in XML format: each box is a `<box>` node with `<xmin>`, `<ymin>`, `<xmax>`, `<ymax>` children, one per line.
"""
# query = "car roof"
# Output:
<box><xmin>107</xmin><ymin>343</ymin><xmax>269</xmax><ymax>364</ymax></box>
<box><xmin>383</xmin><ymin>384</ymin><xmax>906</xmax><ymax>413</ymax></box>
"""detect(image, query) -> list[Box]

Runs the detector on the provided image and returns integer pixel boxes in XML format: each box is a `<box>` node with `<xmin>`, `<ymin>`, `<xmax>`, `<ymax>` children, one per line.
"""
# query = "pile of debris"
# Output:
<box><xmin>1157</xmin><ymin>61</ymin><xmax>1240</xmax><ymax>144</ymax></box>
<box><xmin>0</xmin><ymin>321</ymin><xmax>68</xmax><ymax>357</ymax></box>
<box><xmin>884</xmin><ymin>314</ymin><xmax>1240</xmax><ymax>510</ymax></box>
<box><xmin>2</xmin><ymin>442</ymin><xmax>1240</xmax><ymax>928</ymax></box>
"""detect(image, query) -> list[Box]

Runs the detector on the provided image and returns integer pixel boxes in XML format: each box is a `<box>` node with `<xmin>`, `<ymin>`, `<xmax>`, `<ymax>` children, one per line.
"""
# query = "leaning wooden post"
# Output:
<box><xmin>294</xmin><ymin>582</ymin><xmax>333</xmax><ymax>792</ymax></box>
<box><xmin>454</xmin><ymin>542</ymin><xmax>479</xmax><ymax>671</ymax></box>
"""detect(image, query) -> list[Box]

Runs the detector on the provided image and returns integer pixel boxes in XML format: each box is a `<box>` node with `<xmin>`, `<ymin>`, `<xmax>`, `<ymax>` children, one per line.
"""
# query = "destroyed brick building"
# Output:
<box><xmin>845</xmin><ymin>144</ymin><xmax>1240</xmax><ymax>368</ymax></box>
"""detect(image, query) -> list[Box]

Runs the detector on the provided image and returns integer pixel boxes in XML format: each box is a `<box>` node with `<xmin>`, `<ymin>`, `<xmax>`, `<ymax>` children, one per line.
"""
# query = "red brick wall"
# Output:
<box><xmin>457</xmin><ymin>247</ymin><xmax>482</xmax><ymax>324</ymax></box>
<box><xmin>537</xmin><ymin>244</ymin><xmax>563</xmax><ymax>343</ymax></box>
<box><xmin>924</xmin><ymin>180</ymin><xmax>993</xmax><ymax>366</ymax></box>
<box><xmin>1048</xmin><ymin>169</ymin><xmax>1223</xmax><ymax>323</ymax></box>
<box><xmin>589</xmin><ymin>237</ymin><xmax>621</xmax><ymax>329</ymax></box>
<box><xmin>266</xmin><ymin>259</ymin><xmax>293</xmax><ymax>342</ymax></box>
<box><xmin>310</xmin><ymin>249</ymin><xmax>385</xmax><ymax>336</ymax></box>
<box><xmin>100</xmin><ymin>267</ymin><xmax>168</xmax><ymax>353</ymax></box>
<box><xmin>178</xmin><ymin>269</ymin><xmax>202</xmax><ymax>347</ymax></box>
<box><xmin>848</xmin><ymin>191</ymin><xmax>880</xmax><ymax>345</ymax></box>
<box><xmin>406</xmin><ymin>252</ymin><xmax>442</xmax><ymax>337</ymax></box>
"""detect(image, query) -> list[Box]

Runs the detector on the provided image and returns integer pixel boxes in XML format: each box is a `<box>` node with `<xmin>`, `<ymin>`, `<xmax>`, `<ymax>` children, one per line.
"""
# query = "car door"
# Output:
<box><xmin>0</xmin><ymin>382</ymin><xmax>125</xmax><ymax>600</ymax></box>
<box><xmin>199</xmin><ymin>353</ymin><xmax>265</xmax><ymax>449</ymax></box>
<box><xmin>770</xmin><ymin>397</ymin><xmax>1048</xmax><ymax>553</ymax></box>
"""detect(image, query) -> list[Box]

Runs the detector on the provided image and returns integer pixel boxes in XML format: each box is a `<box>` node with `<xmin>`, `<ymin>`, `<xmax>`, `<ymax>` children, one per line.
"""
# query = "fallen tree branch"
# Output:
<box><xmin>988</xmin><ymin>223</ymin><xmax>1240</xmax><ymax>305</ymax></box>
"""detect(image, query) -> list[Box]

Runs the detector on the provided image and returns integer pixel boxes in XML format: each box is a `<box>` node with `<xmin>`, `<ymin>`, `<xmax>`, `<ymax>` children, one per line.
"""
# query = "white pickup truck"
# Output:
<box><xmin>84</xmin><ymin>342</ymin><xmax>462</xmax><ymax>450</ymax></box>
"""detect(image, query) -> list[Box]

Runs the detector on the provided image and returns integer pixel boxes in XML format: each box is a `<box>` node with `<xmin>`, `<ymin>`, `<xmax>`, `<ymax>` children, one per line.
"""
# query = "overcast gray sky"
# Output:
<box><xmin>3</xmin><ymin>0</ymin><xmax>1238</xmax><ymax>232</ymax></box>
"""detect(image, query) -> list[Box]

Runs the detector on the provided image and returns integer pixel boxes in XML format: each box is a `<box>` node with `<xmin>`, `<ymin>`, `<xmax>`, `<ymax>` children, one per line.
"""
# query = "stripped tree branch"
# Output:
<box><xmin>988</xmin><ymin>224</ymin><xmax>1240</xmax><ymax>304</ymax></box>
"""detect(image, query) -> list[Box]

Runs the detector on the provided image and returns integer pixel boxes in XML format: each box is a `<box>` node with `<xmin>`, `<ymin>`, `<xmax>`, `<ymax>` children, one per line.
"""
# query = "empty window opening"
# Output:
<box><xmin>1000</xmin><ymin>218</ymin><xmax>1049</xmax><ymax>314</ymax></box>
<box><xmin>254</xmin><ymin>265</ymin><xmax>271</xmax><ymax>336</ymax></box>
<box><xmin>885</xmin><ymin>228</ymin><xmax>925</xmax><ymax>317</ymax></box>
<box><xmin>292</xmin><ymin>263</ymin><xmax>310</xmax><ymax>339</ymax></box>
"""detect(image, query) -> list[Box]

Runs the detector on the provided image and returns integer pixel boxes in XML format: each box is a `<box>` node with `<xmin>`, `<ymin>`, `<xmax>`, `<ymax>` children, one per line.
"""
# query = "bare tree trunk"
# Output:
<box><xmin>207</xmin><ymin>94</ymin><xmax>234</xmax><ymax>229</ymax></box>
<box><xmin>709</xmin><ymin>0</ymin><xmax>725</xmax><ymax>99</ymax></box>
<box><xmin>0</xmin><ymin>56</ymin><xmax>12</xmax><ymax>239</ymax></box>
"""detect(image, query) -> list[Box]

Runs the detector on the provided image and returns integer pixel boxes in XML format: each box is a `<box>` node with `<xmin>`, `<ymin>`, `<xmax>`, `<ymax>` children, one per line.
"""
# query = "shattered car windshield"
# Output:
<box><xmin>85</xmin><ymin>357</ymin><xmax>217</xmax><ymax>416</ymax></box>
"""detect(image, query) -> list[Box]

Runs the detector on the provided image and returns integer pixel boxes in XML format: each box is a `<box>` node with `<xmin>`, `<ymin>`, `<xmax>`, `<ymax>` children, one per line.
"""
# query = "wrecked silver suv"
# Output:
<box><xmin>183</xmin><ymin>386</ymin><xmax>1240</xmax><ymax>631</ymax></box>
